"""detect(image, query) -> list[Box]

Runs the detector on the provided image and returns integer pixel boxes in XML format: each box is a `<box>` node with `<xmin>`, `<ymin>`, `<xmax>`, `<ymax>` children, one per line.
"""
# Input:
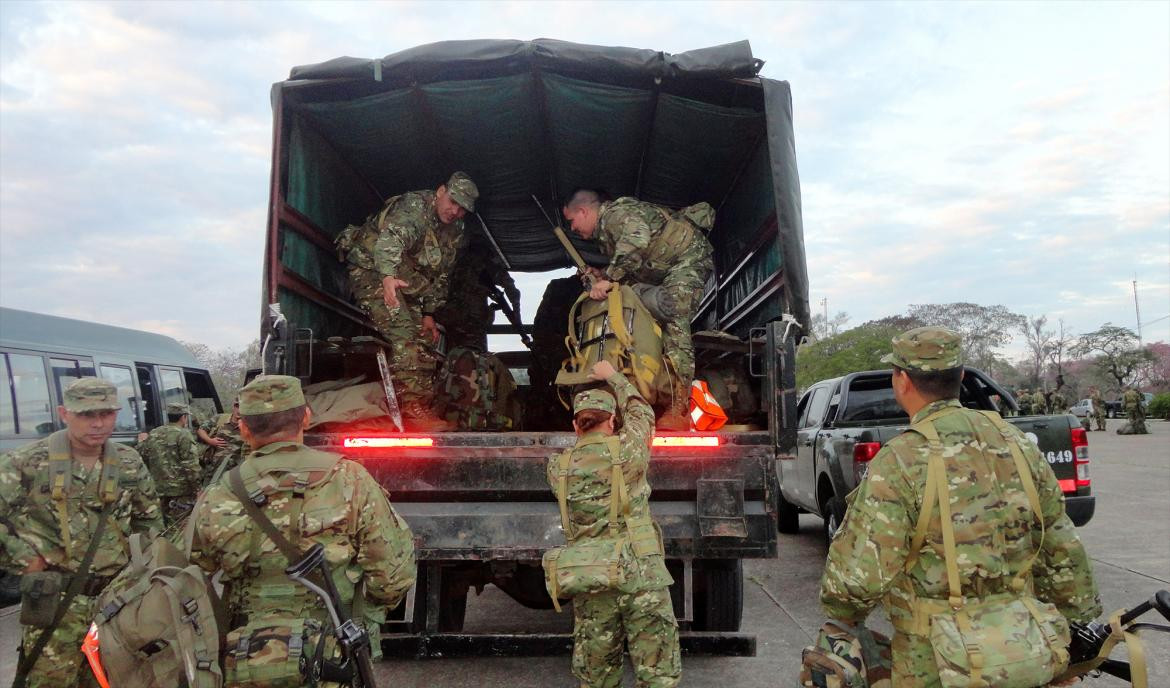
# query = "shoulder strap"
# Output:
<box><xmin>47</xmin><ymin>431</ymin><xmax>74</xmax><ymax>560</ymax></box>
<box><xmin>226</xmin><ymin>468</ymin><xmax>302</xmax><ymax>563</ymax></box>
<box><xmin>553</xmin><ymin>449</ymin><xmax>575</xmax><ymax>541</ymax></box>
<box><xmin>911</xmin><ymin>421</ymin><xmax>964</xmax><ymax>608</ymax></box>
<box><xmin>904</xmin><ymin>444</ymin><xmax>939</xmax><ymax>572</ymax></box>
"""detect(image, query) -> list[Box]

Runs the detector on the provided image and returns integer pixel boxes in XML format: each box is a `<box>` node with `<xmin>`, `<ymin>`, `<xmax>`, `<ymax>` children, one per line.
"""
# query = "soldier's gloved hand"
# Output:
<box><xmin>382</xmin><ymin>276</ymin><xmax>409</xmax><ymax>308</ymax></box>
<box><xmin>421</xmin><ymin>315</ymin><xmax>441</xmax><ymax>344</ymax></box>
<box><xmin>589</xmin><ymin>279</ymin><xmax>612</xmax><ymax>301</ymax></box>
<box><xmin>589</xmin><ymin>360</ymin><xmax>618</xmax><ymax>381</ymax></box>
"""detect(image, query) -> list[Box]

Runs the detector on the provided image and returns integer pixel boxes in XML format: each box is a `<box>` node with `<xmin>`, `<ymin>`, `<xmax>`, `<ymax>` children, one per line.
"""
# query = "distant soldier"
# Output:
<box><xmin>435</xmin><ymin>240</ymin><xmax>520</xmax><ymax>351</ymax></box>
<box><xmin>1051</xmin><ymin>390</ymin><xmax>1068</xmax><ymax>414</ymax></box>
<box><xmin>191</xmin><ymin>375</ymin><xmax>417</xmax><ymax>685</ymax></box>
<box><xmin>336</xmin><ymin>172</ymin><xmax>478</xmax><ymax>430</ymax></box>
<box><xmin>563</xmin><ymin>190</ymin><xmax>715</xmax><ymax>429</ymax></box>
<box><xmin>1089</xmin><ymin>386</ymin><xmax>1107</xmax><ymax>431</ymax></box>
<box><xmin>1121</xmin><ymin>387</ymin><xmax>1149</xmax><ymax>434</ymax></box>
<box><xmin>201</xmin><ymin>396</ymin><xmax>245</xmax><ymax>485</ymax></box>
<box><xmin>548</xmin><ymin>360</ymin><xmax>681</xmax><ymax>687</ymax></box>
<box><xmin>1017</xmin><ymin>387</ymin><xmax>1033</xmax><ymax>416</ymax></box>
<box><xmin>821</xmin><ymin>327</ymin><xmax>1100</xmax><ymax>686</ymax></box>
<box><xmin>1</xmin><ymin>378</ymin><xmax>163</xmax><ymax>688</ymax></box>
<box><xmin>1031</xmin><ymin>388</ymin><xmax>1049</xmax><ymax>415</ymax></box>
<box><xmin>137</xmin><ymin>402</ymin><xmax>203</xmax><ymax>526</ymax></box>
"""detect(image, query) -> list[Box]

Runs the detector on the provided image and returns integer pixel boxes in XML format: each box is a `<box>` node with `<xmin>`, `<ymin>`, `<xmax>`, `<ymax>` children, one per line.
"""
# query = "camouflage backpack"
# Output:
<box><xmin>91</xmin><ymin>514</ymin><xmax>225</xmax><ymax>688</ymax></box>
<box><xmin>556</xmin><ymin>284</ymin><xmax>669</xmax><ymax>406</ymax></box>
<box><xmin>906</xmin><ymin>412</ymin><xmax>1070</xmax><ymax>688</ymax></box>
<box><xmin>437</xmin><ymin>347</ymin><xmax>519</xmax><ymax>430</ymax></box>
<box><xmin>800</xmin><ymin>620</ymin><xmax>891</xmax><ymax>688</ymax></box>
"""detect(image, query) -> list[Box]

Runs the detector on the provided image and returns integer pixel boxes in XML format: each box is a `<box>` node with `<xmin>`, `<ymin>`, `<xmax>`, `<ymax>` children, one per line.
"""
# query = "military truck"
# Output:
<box><xmin>778</xmin><ymin>368</ymin><xmax>1095</xmax><ymax>543</ymax></box>
<box><xmin>259</xmin><ymin>39</ymin><xmax>809</xmax><ymax>656</ymax></box>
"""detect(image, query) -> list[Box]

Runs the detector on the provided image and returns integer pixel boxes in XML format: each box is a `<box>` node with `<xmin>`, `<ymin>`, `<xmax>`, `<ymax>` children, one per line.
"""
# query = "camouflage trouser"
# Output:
<box><xmin>890</xmin><ymin>631</ymin><xmax>942</xmax><ymax>687</ymax></box>
<box><xmin>632</xmin><ymin>256</ymin><xmax>713</xmax><ymax>410</ymax></box>
<box><xmin>1126</xmin><ymin>410</ymin><xmax>1148</xmax><ymax>434</ymax></box>
<box><xmin>1093</xmin><ymin>408</ymin><xmax>1107</xmax><ymax>431</ymax></box>
<box><xmin>18</xmin><ymin>592</ymin><xmax>99</xmax><ymax>688</ymax></box>
<box><xmin>349</xmin><ymin>267</ymin><xmax>440</xmax><ymax>410</ymax></box>
<box><xmin>571</xmin><ymin>586</ymin><xmax>681</xmax><ymax>688</ymax></box>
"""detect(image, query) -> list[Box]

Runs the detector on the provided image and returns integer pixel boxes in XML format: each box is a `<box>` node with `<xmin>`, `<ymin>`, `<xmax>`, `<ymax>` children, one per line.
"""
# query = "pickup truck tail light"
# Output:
<box><xmin>343</xmin><ymin>437</ymin><xmax>435</xmax><ymax>448</ymax></box>
<box><xmin>1070</xmin><ymin>427</ymin><xmax>1090</xmax><ymax>489</ymax></box>
<box><xmin>853</xmin><ymin>442</ymin><xmax>882</xmax><ymax>463</ymax></box>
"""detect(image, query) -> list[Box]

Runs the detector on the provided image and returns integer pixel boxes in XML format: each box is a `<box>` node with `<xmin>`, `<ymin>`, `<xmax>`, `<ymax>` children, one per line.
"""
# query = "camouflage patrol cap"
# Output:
<box><xmin>880</xmin><ymin>326</ymin><xmax>963</xmax><ymax>371</ymax></box>
<box><xmin>238</xmin><ymin>375</ymin><xmax>306</xmax><ymax>416</ymax></box>
<box><xmin>63</xmin><ymin>377</ymin><xmax>121</xmax><ymax>413</ymax></box>
<box><xmin>445</xmin><ymin>171</ymin><xmax>478</xmax><ymax>212</ymax></box>
<box><xmin>166</xmin><ymin>402</ymin><xmax>189</xmax><ymax>415</ymax></box>
<box><xmin>573</xmin><ymin>388</ymin><xmax>616</xmax><ymax>415</ymax></box>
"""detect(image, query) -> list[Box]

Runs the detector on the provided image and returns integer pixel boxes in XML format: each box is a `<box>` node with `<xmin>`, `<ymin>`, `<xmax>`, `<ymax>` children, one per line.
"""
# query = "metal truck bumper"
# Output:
<box><xmin>382</xmin><ymin>631</ymin><xmax>755</xmax><ymax>658</ymax></box>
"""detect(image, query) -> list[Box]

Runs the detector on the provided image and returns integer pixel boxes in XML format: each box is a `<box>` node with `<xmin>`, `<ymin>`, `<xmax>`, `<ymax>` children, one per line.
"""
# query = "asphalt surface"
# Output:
<box><xmin>3</xmin><ymin>420</ymin><xmax>1168</xmax><ymax>686</ymax></box>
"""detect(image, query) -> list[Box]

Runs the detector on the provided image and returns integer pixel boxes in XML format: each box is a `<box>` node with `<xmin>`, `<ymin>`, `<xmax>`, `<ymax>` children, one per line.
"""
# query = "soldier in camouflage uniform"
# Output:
<box><xmin>1016</xmin><ymin>387</ymin><xmax>1033</xmax><ymax>416</ymax></box>
<box><xmin>1089</xmin><ymin>387</ymin><xmax>1107</xmax><ymax>431</ymax></box>
<box><xmin>564</xmin><ymin>190</ymin><xmax>715</xmax><ymax>429</ymax></box>
<box><xmin>1</xmin><ymin>378</ymin><xmax>163</xmax><ymax>688</ymax></box>
<box><xmin>200</xmin><ymin>397</ymin><xmax>245</xmax><ymax>485</ymax></box>
<box><xmin>1051</xmin><ymin>390</ymin><xmax>1068</xmax><ymax>415</ymax></box>
<box><xmin>547</xmin><ymin>360</ymin><xmax>681</xmax><ymax>687</ymax></box>
<box><xmin>136</xmin><ymin>401</ymin><xmax>202</xmax><ymax>526</ymax></box>
<box><xmin>1121</xmin><ymin>386</ymin><xmax>1148</xmax><ymax>434</ymax></box>
<box><xmin>190</xmin><ymin>375</ymin><xmax>416</xmax><ymax>686</ymax></box>
<box><xmin>1031</xmin><ymin>388</ymin><xmax>1049</xmax><ymax>415</ymax></box>
<box><xmin>435</xmin><ymin>239</ymin><xmax>519</xmax><ymax>351</ymax></box>
<box><xmin>820</xmin><ymin>328</ymin><xmax>1100</xmax><ymax>687</ymax></box>
<box><xmin>336</xmin><ymin>172</ymin><xmax>478</xmax><ymax>430</ymax></box>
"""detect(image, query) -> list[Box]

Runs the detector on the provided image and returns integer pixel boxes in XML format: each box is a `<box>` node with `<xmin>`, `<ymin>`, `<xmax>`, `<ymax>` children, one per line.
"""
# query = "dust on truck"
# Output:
<box><xmin>259</xmin><ymin>39</ymin><xmax>811</xmax><ymax>655</ymax></box>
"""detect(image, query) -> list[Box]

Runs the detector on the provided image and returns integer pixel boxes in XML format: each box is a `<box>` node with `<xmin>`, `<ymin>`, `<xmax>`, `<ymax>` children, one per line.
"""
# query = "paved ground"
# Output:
<box><xmin>3</xmin><ymin>420</ymin><xmax>1167</xmax><ymax>686</ymax></box>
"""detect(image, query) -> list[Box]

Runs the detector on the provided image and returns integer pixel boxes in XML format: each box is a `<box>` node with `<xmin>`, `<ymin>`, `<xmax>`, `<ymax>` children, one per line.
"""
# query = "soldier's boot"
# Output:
<box><xmin>402</xmin><ymin>401</ymin><xmax>455</xmax><ymax>432</ymax></box>
<box><xmin>656</xmin><ymin>387</ymin><xmax>692</xmax><ymax>431</ymax></box>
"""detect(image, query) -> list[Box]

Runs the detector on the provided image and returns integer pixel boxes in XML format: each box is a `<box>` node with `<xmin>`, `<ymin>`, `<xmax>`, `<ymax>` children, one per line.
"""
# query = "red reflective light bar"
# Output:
<box><xmin>652</xmin><ymin>436</ymin><xmax>721</xmax><ymax>447</ymax></box>
<box><xmin>343</xmin><ymin>437</ymin><xmax>434</xmax><ymax>448</ymax></box>
<box><xmin>1058</xmin><ymin>478</ymin><xmax>1076</xmax><ymax>493</ymax></box>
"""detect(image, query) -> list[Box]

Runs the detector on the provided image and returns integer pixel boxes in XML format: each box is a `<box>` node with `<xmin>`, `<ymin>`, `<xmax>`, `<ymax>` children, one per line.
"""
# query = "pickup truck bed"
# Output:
<box><xmin>777</xmin><ymin>368</ymin><xmax>1095</xmax><ymax>540</ymax></box>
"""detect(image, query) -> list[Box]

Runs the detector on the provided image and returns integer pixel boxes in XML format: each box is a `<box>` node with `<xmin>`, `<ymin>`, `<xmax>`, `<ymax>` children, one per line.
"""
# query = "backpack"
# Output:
<box><xmin>91</xmin><ymin>501</ymin><xmax>225</xmax><ymax>688</ymax></box>
<box><xmin>800</xmin><ymin>620</ymin><xmax>892</xmax><ymax>688</ymax></box>
<box><xmin>555</xmin><ymin>284</ymin><xmax>669</xmax><ymax>406</ymax></box>
<box><xmin>437</xmin><ymin>347</ymin><xmax>519</xmax><ymax>430</ymax></box>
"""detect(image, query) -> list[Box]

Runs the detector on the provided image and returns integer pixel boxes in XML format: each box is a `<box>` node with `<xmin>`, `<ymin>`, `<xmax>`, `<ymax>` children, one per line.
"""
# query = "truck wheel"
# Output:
<box><xmin>777</xmin><ymin>491</ymin><xmax>800</xmax><ymax>535</ymax></box>
<box><xmin>692</xmin><ymin>559</ymin><xmax>744</xmax><ymax>632</ymax></box>
<box><xmin>822</xmin><ymin>495</ymin><xmax>844</xmax><ymax>543</ymax></box>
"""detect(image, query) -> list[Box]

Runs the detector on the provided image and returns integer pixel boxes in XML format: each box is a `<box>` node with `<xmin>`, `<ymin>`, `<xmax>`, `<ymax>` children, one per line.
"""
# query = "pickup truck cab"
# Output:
<box><xmin>777</xmin><ymin>368</ymin><xmax>1095</xmax><ymax>540</ymax></box>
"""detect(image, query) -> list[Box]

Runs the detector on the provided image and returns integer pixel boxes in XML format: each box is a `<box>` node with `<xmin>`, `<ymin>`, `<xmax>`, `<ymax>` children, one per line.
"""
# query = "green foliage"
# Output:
<box><xmin>1148</xmin><ymin>393</ymin><xmax>1170</xmax><ymax>420</ymax></box>
<box><xmin>1070</xmin><ymin>324</ymin><xmax>1156</xmax><ymax>388</ymax></box>
<box><xmin>907</xmin><ymin>302</ymin><xmax>1026</xmax><ymax>372</ymax></box>
<box><xmin>182</xmin><ymin>339</ymin><xmax>261</xmax><ymax>406</ymax></box>
<box><xmin>797</xmin><ymin>323</ymin><xmax>901</xmax><ymax>390</ymax></box>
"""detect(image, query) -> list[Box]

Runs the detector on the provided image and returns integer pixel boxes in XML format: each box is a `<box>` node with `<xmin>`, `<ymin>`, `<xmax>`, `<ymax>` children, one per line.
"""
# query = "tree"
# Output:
<box><xmin>810</xmin><ymin>310</ymin><xmax>850</xmax><ymax>341</ymax></box>
<box><xmin>1021</xmin><ymin>316</ymin><xmax>1054</xmax><ymax>387</ymax></box>
<box><xmin>183</xmin><ymin>339</ymin><xmax>261</xmax><ymax>406</ymax></box>
<box><xmin>907</xmin><ymin>303</ymin><xmax>1026</xmax><ymax>372</ymax></box>
<box><xmin>796</xmin><ymin>322</ymin><xmax>902</xmax><ymax>390</ymax></box>
<box><xmin>1069</xmin><ymin>325</ymin><xmax>1156</xmax><ymax>389</ymax></box>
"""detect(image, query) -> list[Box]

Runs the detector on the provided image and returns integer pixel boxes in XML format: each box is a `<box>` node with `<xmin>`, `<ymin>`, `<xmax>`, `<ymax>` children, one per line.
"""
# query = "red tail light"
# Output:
<box><xmin>1070</xmin><ymin>427</ymin><xmax>1090</xmax><ymax>489</ymax></box>
<box><xmin>652</xmin><ymin>436</ymin><xmax>721</xmax><ymax>448</ymax></box>
<box><xmin>343</xmin><ymin>437</ymin><xmax>434</xmax><ymax>448</ymax></box>
<box><xmin>853</xmin><ymin>442</ymin><xmax>882</xmax><ymax>463</ymax></box>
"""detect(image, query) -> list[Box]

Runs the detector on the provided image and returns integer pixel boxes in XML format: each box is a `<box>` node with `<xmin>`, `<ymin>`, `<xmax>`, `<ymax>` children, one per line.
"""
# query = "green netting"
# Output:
<box><xmin>542</xmin><ymin>73</ymin><xmax>654</xmax><ymax>198</ymax></box>
<box><xmin>278</xmin><ymin>287</ymin><xmax>364</xmax><ymax>340</ymax></box>
<box><xmin>715</xmin><ymin>140</ymin><xmax>777</xmax><ymax>270</ymax></box>
<box><xmin>639</xmin><ymin>94</ymin><xmax>763</xmax><ymax>207</ymax></box>
<box><xmin>719</xmin><ymin>241</ymin><xmax>780</xmax><ymax>319</ymax></box>
<box><xmin>286</xmin><ymin>115</ymin><xmax>375</xmax><ymax>236</ymax></box>
<box><xmin>279</xmin><ymin>226</ymin><xmax>348</xmax><ymax>299</ymax></box>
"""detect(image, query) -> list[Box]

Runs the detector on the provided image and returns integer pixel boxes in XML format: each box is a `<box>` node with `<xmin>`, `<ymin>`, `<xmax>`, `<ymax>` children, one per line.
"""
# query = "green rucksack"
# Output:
<box><xmin>800</xmin><ymin>620</ymin><xmax>892</xmax><ymax>688</ymax></box>
<box><xmin>91</xmin><ymin>504</ymin><xmax>225</xmax><ymax>687</ymax></box>
<box><xmin>437</xmin><ymin>347</ymin><xmax>519</xmax><ymax>430</ymax></box>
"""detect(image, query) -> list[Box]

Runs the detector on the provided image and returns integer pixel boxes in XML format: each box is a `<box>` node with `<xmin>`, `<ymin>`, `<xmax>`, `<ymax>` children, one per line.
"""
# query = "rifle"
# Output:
<box><xmin>489</xmin><ymin>284</ymin><xmax>532</xmax><ymax>349</ymax></box>
<box><xmin>286</xmin><ymin>544</ymin><xmax>378</xmax><ymax>688</ymax></box>
<box><xmin>531</xmin><ymin>194</ymin><xmax>596</xmax><ymax>286</ymax></box>
<box><xmin>1064</xmin><ymin>589</ymin><xmax>1170</xmax><ymax>684</ymax></box>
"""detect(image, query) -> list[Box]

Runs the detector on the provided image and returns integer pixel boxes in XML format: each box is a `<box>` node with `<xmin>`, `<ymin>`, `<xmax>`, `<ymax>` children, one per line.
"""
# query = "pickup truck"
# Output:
<box><xmin>776</xmin><ymin>368</ymin><xmax>1095</xmax><ymax>541</ymax></box>
<box><xmin>259</xmin><ymin>39</ymin><xmax>808</xmax><ymax>656</ymax></box>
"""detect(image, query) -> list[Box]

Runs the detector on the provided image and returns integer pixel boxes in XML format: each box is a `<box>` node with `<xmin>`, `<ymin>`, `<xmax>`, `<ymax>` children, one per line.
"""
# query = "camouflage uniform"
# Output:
<box><xmin>1121</xmin><ymin>388</ymin><xmax>1148</xmax><ymax>434</ymax></box>
<box><xmin>136</xmin><ymin>402</ymin><xmax>202</xmax><ymax>526</ymax></box>
<box><xmin>1031</xmin><ymin>390</ymin><xmax>1049</xmax><ymax>415</ymax></box>
<box><xmin>547</xmin><ymin>375</ymin><xmax>681</xmax><ymax>687</ymax></box>
<box><xmin>435</xmin><ymin>245</ymin><xmax>519</xmax><ymax>351</ymax></box>
<box><xmin>0</xmin><ymin>378</ymin><xmax>163</xmax><ymax>688</ymax></box>
<box><xmin>190</xmin><ymin>375</ymin><xmax>416</xmax><ymax>685</ymax></box>
<box><xmin>1089</xmin><ymin>388</ymin><xmax>1107</xmax><ymax>431</ymax></box>
<box><xmin>1051</xmin><ymin>391</ymin><xmax>1067</xmax><ymax>414</ymax></box>
<box><xmin>335</xmin><ymin>172</ymin><xmax>477</xmax><ymax>419</ymax></box>
<box><xmin>821</xmin><ymin>328</ymin><xmax>1100</xmax><ymax>687</ymax></box>
<box><xmin>595</xmin><ymin>198</ymin><xmax>715</xmax><ymax>414</ymax></box>
<box><xmin>201</xmin><ymin>409</ymin><xmax>246</xmax><ymax>485</ymax></box>
<box><xmin>1016</xmin><ymin>388</ymin><xmax>1033</xmax><ymax>416</ymax></box>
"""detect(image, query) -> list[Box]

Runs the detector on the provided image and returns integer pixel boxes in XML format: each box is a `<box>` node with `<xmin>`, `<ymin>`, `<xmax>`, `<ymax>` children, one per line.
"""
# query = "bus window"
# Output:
<box><xmin>137</xmin><ymin>364</ymin><xmax>160</xmax><ymax>429</ymax></box>
<box><xmin>184</xmin><ymin>369</ymin><xmax>223</xmax><ymax>416</ymax></box>
<box><xmin>100</xmin><ymin>364</ymin><xmax>141</xmax><ymax>432</ymax></box>
<box><xmin>8</xmin><ymin>353</ymin><xmax>53</xmax><ymax>436</ymax></box>
<box><xmin>50</xmin><ymin>357</ymin><xmax>94</xmax><ymax>403</ymax></box>
<box><xmin>159</xmin><ymin>368</ymin><xmax>186</xmax><ymax>409</ymax></box>
<box><xmin>0</xmin><ymin>355</ymin><xmax>15</xmax><ymax>435</ymax></box>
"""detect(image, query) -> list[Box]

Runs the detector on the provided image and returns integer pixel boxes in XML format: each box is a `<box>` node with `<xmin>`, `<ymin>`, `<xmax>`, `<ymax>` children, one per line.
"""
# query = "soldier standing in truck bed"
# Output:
<box><xmin>563</xmin><ymin>189</ymin><xmax>714</xmax><ymax>429</ymax></box>
<box><xmin>436</xmin><ymin>237</ymin><xmax>520</xmax><ymax>351</ymax></box>
<box><xmin>336</xmin><ymin>172</ymin><xmax>478</xmax><ymax>431</ymax></box>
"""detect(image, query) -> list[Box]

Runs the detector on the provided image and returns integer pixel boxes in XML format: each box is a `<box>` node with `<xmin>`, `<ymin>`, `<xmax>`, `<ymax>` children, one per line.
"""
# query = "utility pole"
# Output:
<box><xmin>821</xmin><ymin>297</ymin><xmax>828</xmax><ymax>324</ymax></box>
<box><xmin>1133</xmin><ymin>278</ymin><xmax>1143</xmax><ymax>346</ymax></box>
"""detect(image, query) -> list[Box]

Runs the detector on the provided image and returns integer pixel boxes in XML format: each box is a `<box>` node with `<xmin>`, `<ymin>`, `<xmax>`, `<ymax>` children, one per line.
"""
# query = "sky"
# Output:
<box><xmin>1</xmin><ymin>1</ymin><xmax>1168</xmax><ymax>358</ymax></box>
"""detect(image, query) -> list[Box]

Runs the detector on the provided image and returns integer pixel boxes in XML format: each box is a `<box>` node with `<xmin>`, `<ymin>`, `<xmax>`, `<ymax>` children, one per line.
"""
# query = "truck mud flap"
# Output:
<box><xmin>696</xmin><ymin>478</ymin><xmax>748</xmax><ymax>538</ymax></box>
<box><xmin>381</xmin><ymin>632</ymin><xmax>755</xmax><ymax>658</ymax></box>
